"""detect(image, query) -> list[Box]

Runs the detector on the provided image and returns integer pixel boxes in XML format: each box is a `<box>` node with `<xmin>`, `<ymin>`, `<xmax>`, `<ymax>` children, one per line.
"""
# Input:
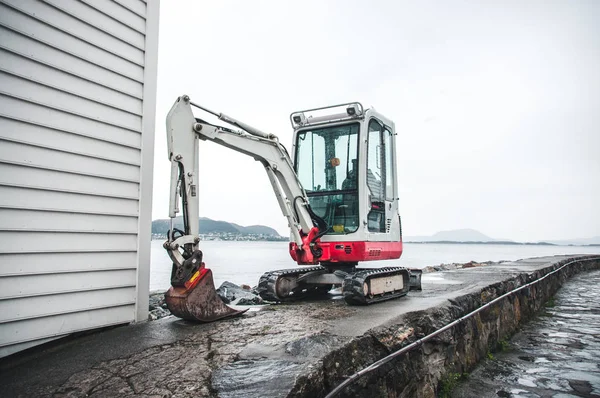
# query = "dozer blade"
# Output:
<box><xmin>409</xmin><ymin>269</ymin><xmax>423</xmax><ymax>291</ymax></box>
<box><xmin>165</xmin><ymin>268</ymin><xmax>247</xmax><ymax>322</ymax></box>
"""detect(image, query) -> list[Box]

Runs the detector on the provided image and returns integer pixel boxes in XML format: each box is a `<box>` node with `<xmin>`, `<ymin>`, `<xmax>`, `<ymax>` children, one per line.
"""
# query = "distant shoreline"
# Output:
<box><xmin>151</xmin><ymin>234</ymin><xmax>287</xmax><ymax>242</ymax></box>
<box><xmin>404</xmin><ymin>240</ymin><xmax>600</xmax><ymax>247</ymax></box>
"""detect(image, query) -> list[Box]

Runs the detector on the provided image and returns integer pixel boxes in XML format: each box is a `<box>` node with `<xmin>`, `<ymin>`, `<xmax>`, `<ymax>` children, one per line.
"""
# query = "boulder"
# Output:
<box><xmin>217</xmin><ymin>281</ymin><xmax>264</xmax><ymax>305</ymax></box>
<box><xmin>237</xmin><ymin>296</ymin><xmax>263</xmax><ymax>305</ymax></box>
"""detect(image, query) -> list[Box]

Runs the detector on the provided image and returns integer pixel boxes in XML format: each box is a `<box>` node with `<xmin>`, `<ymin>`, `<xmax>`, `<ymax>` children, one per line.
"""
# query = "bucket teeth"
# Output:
<box><xmin>165</xmin><ymin>268</ymin><xmax>247</xmax><ymax>322</ymax></box>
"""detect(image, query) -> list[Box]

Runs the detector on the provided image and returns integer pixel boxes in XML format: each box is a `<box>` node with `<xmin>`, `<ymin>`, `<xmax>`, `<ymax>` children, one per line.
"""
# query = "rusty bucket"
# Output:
<box><xmin>165</xmin><ymin>268</ymin><xmax>247</xmax><ymax>322</ymax></box>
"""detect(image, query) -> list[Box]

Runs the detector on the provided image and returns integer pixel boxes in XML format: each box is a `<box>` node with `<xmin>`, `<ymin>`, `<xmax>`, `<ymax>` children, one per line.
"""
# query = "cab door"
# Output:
<box><xmin>383</xmin><ymin>124</ymin><xmax>399</xmax><ymax>239</ymax></box>
<box><xmin>365</xmin><ymin>119</ymin><xmax>398</xmax><ymax>239</ymax></box>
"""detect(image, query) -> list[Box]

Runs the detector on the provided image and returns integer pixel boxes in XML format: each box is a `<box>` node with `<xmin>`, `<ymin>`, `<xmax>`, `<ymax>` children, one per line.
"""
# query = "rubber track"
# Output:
<box><xmin>342</xmin><ymin>267</ymin><xmax>410</xmax><ymax>305</ymax></box>
<box><xmin>257</xmin><ymin>266</ymin><xmax>327</xmax><ymax>302</ymax></box>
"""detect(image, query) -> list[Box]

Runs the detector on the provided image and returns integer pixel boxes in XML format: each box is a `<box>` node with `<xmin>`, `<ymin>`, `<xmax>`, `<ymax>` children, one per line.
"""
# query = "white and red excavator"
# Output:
<box><xmin>163</xmin><ymin>95</ymin><xmax>421</xmax><ymax>322</ymax></box>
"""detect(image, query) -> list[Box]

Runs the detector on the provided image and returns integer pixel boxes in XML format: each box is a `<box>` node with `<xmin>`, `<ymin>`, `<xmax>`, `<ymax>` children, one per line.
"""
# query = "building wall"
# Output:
<box><xmin>0</xmin><ymin>0</ymin><xmax>159</xmax><ymax>358</ymax></box>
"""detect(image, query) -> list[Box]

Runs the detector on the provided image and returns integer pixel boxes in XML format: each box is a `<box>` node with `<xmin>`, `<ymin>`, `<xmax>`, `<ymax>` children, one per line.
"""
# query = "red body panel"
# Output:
<box><xmin>290</xmin><ymin>240</ymin><xmax>403</xmax><ymax>264</ymax></box>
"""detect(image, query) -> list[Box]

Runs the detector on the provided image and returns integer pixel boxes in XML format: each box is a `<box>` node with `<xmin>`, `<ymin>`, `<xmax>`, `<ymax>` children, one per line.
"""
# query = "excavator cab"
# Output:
<box><xmin>289</xmin><ymin>103</ymin><xmax>403</xmax><ymax>264</ymax></box>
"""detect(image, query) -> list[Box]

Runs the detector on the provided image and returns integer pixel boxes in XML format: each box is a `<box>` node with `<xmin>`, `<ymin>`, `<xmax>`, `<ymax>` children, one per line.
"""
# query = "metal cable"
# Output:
<box><xmin>325</xmin><ymin>256</ymin><xmax>600</xmax><ymax>398</ymax></box>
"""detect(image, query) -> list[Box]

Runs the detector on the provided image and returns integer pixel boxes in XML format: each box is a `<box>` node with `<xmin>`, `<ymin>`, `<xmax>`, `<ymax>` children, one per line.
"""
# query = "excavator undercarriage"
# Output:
<box><xmin>256</xmin><ymin>266</ymin><xmax>422</xmax><ymax>305</ymax></box>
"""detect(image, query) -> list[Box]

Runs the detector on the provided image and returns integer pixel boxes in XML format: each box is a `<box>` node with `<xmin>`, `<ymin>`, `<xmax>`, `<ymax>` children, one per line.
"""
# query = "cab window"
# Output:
<box><xmin>367</xmin><ymin>119</ymin><xmax>385</xmax><ymax>232</ymax></box>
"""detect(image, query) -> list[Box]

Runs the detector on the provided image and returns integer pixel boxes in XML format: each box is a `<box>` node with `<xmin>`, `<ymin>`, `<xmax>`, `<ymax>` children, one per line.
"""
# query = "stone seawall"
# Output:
<box><xmin>289</xmin><ymin>255</ymin><xmax>600</xmax><ymax>397</ymax></box>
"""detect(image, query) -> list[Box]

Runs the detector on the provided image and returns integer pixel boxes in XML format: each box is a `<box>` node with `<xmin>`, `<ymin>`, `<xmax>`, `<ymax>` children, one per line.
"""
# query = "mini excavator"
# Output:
<box><xmin>163</xmin><ymin>95</ymin><xmax>422</xmax><ymax>321</ymax></box>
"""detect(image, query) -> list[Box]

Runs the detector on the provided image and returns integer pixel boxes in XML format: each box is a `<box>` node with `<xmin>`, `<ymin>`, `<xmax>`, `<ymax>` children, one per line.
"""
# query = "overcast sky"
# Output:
<box><xmin>151</xmin><ymin>0</ymin><xmax>600</xmax><ymax>242</ymax></box>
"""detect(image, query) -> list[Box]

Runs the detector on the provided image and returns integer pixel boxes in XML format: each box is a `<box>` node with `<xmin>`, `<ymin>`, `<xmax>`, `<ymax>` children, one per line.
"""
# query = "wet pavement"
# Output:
<box><xmin>453</xmin><ymin>269</ymin><xmax>600</xmax><ymax>398</ymax></box>
<box><xmin>1</xmin><ymin>255</ymin><xmax>598</xmax><ymax>398</ymax></box>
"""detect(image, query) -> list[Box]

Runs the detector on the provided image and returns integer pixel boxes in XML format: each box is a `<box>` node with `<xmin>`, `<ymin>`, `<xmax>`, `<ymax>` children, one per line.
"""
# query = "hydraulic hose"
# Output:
<box><xmin>292</xmin><ymin>196</ymin><xmax>329</xmax><ymax>258</ymax></box>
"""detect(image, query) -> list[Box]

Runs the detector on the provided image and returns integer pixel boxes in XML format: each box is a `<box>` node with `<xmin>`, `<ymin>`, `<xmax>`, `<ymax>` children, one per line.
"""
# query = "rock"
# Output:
<box><xmin>149</xmin><ymin>306</ymin><xmax>170</xmax><ymax>321</ymax></box>
<box><xmin>149</xmin><ymin>292</ymin><xmax>166</xmax><ymax>310</ymax></box>
<box><xmin>441</xmin><ymin>263</ymin><xmax>458</xmax><ymax>271</ymax></box>
<box><xmin>148</xmin><ymin>292</ymin><xmax>171</xmax><ymax>320</ymax></box>
<box><xmin>237</xmin><ymin>297</ymin><xmax>263</xmax><ymax>305</ymax></box>
<box><xmin>212</xmin><ymin>359</ymin><xmax>301</xmax><ymax>397</ymax></box>
<box><xmin>568</xmin><ymin>379</ymin><xmax>593</xmax><ymax>395</ymax></box>
<box><xmin>285</xmin><ymin>334</ymin><xmax>343</xmax><ymax>359</ymax></box>
<box><xmin>217</xmin><ymin>281</ymin><xmax>264</xmax><ymax>305</ymax></box>
<box><xmin>422</xmin><ymin>261</ymin><xmax>492</xmax><ymax>274</ymax></box>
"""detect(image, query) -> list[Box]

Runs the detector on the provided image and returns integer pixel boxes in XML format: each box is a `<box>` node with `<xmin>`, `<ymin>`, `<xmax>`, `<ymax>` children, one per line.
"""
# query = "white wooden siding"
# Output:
<box><xmin>0</xmin><ymin>0</ymin><xmax>159</xmax><ymax>358</ymax></box>
<box><xmin>0</xmin><ymin>252</ymin><xmax>138</xmax><ymax>275</ymax></box>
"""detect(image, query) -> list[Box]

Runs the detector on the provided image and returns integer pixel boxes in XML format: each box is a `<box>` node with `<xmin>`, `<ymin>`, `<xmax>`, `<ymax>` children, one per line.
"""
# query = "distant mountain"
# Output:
<box><xmin>152</xmin><ymin>216</ymin><xmax>281</xmax><ymax>237</ymax></box>
<box><xmin>230</xmin><ymin>222</ymin><xmax>281</xmax><ymax>236</ymax></box>
<box><xmin>404</xmin><ymin>229</ymin><xmax>600</xmax><ymax>246</ymax></box>
<box><xmin>405</xmin><ymin>229</ymin><xmax>499</xmax><ymax>243</ymax></box>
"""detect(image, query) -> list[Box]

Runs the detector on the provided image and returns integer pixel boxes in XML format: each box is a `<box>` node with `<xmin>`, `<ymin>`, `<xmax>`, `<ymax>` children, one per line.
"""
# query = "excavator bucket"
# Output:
<box><xmin>165</xmin><ymin>267</ymin><xmax>247</xmax><ymax>322</ymax></box>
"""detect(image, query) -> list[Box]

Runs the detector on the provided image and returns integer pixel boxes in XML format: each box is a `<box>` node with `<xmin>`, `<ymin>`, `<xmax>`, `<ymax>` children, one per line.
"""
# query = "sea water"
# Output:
<box><xmin>150</xmin><ymin>240</ymin><xmax>600</xmax><ymax>292</ymax></box>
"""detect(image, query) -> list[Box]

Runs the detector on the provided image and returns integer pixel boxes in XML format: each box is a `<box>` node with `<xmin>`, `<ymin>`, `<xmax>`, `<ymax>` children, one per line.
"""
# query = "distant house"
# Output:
<box><xmin>0</xmin><ymin>0</ymin><xmax>160</xmax><ymax>357</ymax></box>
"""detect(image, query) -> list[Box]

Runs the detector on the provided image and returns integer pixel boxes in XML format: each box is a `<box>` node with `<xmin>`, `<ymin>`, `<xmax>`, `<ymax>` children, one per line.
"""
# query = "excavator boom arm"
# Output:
<box><xmin>166</xmin><ymin>95</ymin><xmax>320</xmax><ymax>249</ymax></box>
<box><xmin>163</xmin><ymin>95</ymin><xmax>328</xmax><ymax>322</ymax></box>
